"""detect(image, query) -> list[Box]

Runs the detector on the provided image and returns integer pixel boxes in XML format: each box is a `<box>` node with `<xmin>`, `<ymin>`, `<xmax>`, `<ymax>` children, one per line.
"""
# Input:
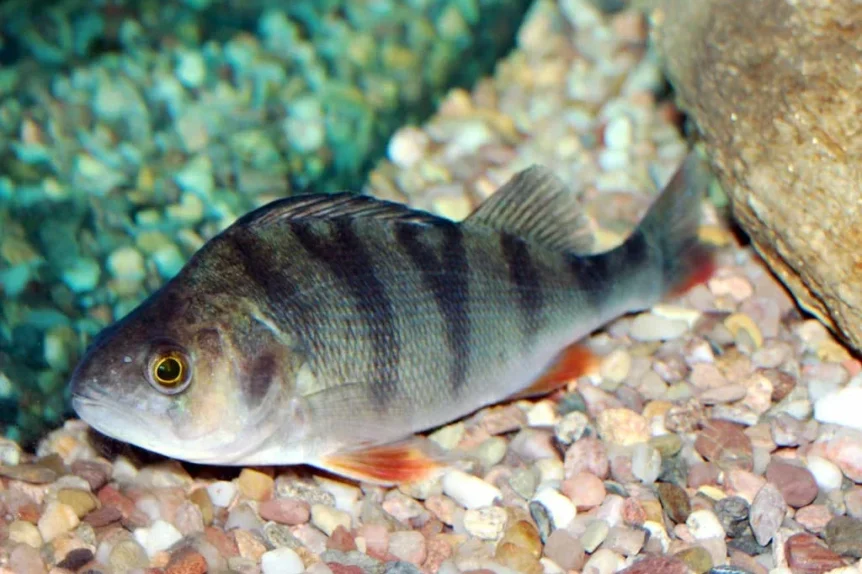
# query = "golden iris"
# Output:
<box><xmin>153</xmin><ymin>355</ymin><xmax>184</xmax><ymax>386</ymax></box>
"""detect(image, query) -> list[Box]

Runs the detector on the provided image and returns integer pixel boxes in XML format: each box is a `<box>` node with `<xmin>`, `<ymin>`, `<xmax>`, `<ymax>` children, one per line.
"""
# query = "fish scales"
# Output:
<box><xmin>69</xmin><ymin>151</ymin><xmax>715</xmax><ymax>483</ymax></box>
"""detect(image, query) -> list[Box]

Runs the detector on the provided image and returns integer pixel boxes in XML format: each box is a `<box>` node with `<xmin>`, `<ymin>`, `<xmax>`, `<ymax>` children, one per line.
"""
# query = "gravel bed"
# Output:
<box><xmin>1</xmin><ymin>1</ymin><xmax>861</xmax><ymax>573</ymax></box>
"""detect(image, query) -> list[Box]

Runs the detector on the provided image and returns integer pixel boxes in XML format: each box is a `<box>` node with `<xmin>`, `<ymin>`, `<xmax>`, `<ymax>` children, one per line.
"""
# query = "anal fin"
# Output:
<box><xmin>511</xmin><ymin>343</ymin><xmax>599</xmax><ymax>400</ymax></box>
<box><xmin>317</xmin><ymin>438</ymin><xmax>447</xmax><ymax>486</ymax></box>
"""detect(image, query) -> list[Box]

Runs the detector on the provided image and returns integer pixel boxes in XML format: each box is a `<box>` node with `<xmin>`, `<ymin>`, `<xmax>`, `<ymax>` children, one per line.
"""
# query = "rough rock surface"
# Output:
<box><xmin>643</xmin><ymin>0</ymin><xmax>862</xmax><ymax>351</ymax></box>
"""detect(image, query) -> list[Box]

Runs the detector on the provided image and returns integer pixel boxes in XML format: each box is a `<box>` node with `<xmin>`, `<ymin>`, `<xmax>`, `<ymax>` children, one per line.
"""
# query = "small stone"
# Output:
<box><xmin>815</xmin><ymin>387</ymin><xmax>862</xmax><ymax>431</ymax></box>
<box><xmin>71</xmin><ymin>460</ymin><xmax>109</xmax><ymax>491</ymax></box>
<box><xmin>499</xmin><ymin>520</ymin><xmax>542</xmax><ymax>558</ymax></box>
<box><xmin>695</xmin><ymin>419</ymin><xmax>754</xmax><ymax>471</ymax></box>
<box><xmin>686</xmin><ymin>509</ymin><xmax>725</xmax><ymax>540</ymax></box>
<box><xmin>526</xmin><ymin>400</ymin><xmax>558</xmax><ymax>427</ymax></box>
<box><xmin>600</xmin><ymin>349</ymin><xmax>632</xmax><ymax>384</ymax></box>
<box><xmin>260</xmin><ymin>498</ymin><xmax>311</xmax><ymax>525</ymax></box>
<box><xmin>494</xmin><ymin>541</ymin><xmax>543</xmax><ymax>574</ymax></box>
<box><xmin>562</xmin><ymin>472</ymin><xmax>606</xmax><ymax>509</ymax></box>
<box><xmin>618</xmin><ymin>556</ymin><xmax>688</xmax><ymax>574</ymax></box>
<box><xmin>261</xmin><ymin>547</ymin><xmax>306</xmax><ymax>574</ymax></box>
<box><xmin>311</xmin><ymin>504</ymin><xmax>351</xmax><ymax>537</ymax></box>
<box><xmin>388</xmin><ymin>127</ymin><xmax>429</xmax><ymax>169</ymax></box>
<box><xmin>533</xmin><ymin>486</ymin><xmax>577</xmax><ymax>531</ymax></box>
<box><xmin>630</xmin><ymin>312</ymin><xmax>689</xmax><ymax>341</ymax></box>
<box><xmin>462</xmin><ymin>506</ymin><xmax>507</xmax><ymax>540</ymax></box>
<box><xmin>388</xmin><ymin>531</ymin><xmax>426</xmax><ymax>565</ymax></box>
<box><xmin>749</xmin><ymin>483</ymin><xmax>785</xmax><ymax>546</ymax></box>
<box><xmin>62</xmin><ymin>257</ymin><xmax>101</xmax><ymax>293</ymax></box>
<box><xmin>581</xmin><ymin>519</ymin><xmax>611</xmax><ymax>552</ymax></box>
<box><xmin>651</xmin><ymin>433</ymin><xmax>683</xmax><ymax>458</ymax></box>
<box><xmin>795</xmin><ymin>504</ymin><xmax>832</xmax><ymax>534</ymax></box>
<box><xmin>237</xmin><ymin>468</ymin><xmax>274</xmax><ymax>501</ymax></box>
<box><xmin>765</xmin><ymin>459</ymin><xmax>818</xmax><ymax>508</ymax></box>
<box><xmin>674</xmin><ymin>546</ymin><xmax>713</xmax><ymax>574</ymax></box>
<box><xmin>37</xmin><ymin>501</ymin><xmax>80</xmax><ymax>542</ymax></box>
<box><xmin>137</xmin><ymin>519</ymin><xmax>184</xmax><ymax>557</ymax></box>
<box><xmin>543</xmin><ymin>529</ymin><xmax>585</xmax><ymax>571</ymax></box>
<box><xmin>57</xmin><ymin>547</ymin><xmax>95</xmax><ymax>571</ymax></box>
<box><xmin>724</xmin><ymin>313</ymin><xmax>763</xmax><ymax>348</ymax></box>
<box><xmin>602</xmin><ymin>526</ymin><xmax>645</xmax><ymax>556</ymax></box>
<box><xmin>109</xmin><ymin>538</ymin><xmax>150</xmax><ymax>571</ymax></box>
<box><xmin>327</xmin><ymin>525</ymin><xmax>356</xmax><ymax>552</ymax></box>
<box><xmin>700</xmin><ymin>384</ymin><xmax>748</xmax><ymax>404</ymax></box>
<box><xmin>714</xmin><ymin>496</ymin><xmax>749</xmax><ymax>538</ymax></box>
<box><xmin>174</xmin><ymin>501</ymin><xmax>205</xmax><ymax>535</ymax></box>
<box><xmin>9</xmin><ymin>544</ymin><xmax>46</xmax><ymax>574</ymax></box>
<box><xmin>206</xmin><ymin>481</ymin><xmax>237</xmax><ymax>507</ymax></box>
<box><xmin>824</xmin><ymin>515</ymin><xmax>862</xmax><ymax>557</ymax></box>
<box><xmin>57</xmin><ymin>488</ymin><xmax>98</xmax><ymax>518</ymax></box>
<box><xmin>9</xmin><ymin>519</ymin><xmax>42</xmax><ymax>547</ymax></box>
<box><xmin>807</xmin><ymin>456</ymin><xmax>843</xmax><ymax>492</ymax></box>
<box><xmin>555</xmin><ymin>410</ymin><xmax>589</xmax><ymax>445</ymax></box>
<box><xmin>631</xmin><ymin>443</ymin><xmax>662</xmax><ymax>483</ymax></box>
<box><xmin>166</xmin><ymin>547</ymin><xmax>208</xmax><ymax>574</ymax></box>
<box><xmin>84</xmin><ymin>505</ymin><xmax>122</xmax><ymax>527</ymax></box>
<box><xmin>107</xmin><ymin>246</ymin><xmax>146</xmax><ymax>282</ymax></box>
<box><xmin>596</xmin><ymin>408</ymin><xmax>649</xmax><ymax>446</ymax></box>
<box><xmin>189</xmin><ymin>488</ymin><xmax>214</xmax><ymax>525</ymax></box>
<box><xmin>784</xmin><ymin>532</ymin><xmax>845</xmax><ymax>574</ymax></box>
<box><xmin>441</xmin><ymin>470</ymin><xmax>501</xmax><ymax>509</ymax></box>
<box><xmin>565</xmin><ymin>437</ymin><xmax>609</xmax><ymax>478</ymax></box>
<box><xmin>657</xmin><ymin>482</ymin><xmax>691</xmax><ymax>524</ymax></box>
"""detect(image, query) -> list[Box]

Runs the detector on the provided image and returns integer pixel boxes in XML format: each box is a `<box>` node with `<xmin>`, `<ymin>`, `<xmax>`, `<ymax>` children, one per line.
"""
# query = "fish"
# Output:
<box><xmin>68</xmin><ymin>151</ymin><xmax>715</xmax><ymax>485</ymax></box>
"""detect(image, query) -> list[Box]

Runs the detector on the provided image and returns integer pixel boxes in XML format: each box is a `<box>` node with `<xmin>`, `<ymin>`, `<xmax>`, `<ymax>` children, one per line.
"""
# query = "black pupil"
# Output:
<box><xmin>157</xmin><ymin>358</ymin><xmax>182</xmax><ymax>382</ymax></box>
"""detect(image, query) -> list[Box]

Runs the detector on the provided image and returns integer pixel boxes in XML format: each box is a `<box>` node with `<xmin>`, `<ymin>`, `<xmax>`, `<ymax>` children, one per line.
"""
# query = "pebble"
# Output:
<box><xmin>441</xmin><ymin>470</ymin><xmax>501</xmax><ymax>510</ymax></box>
<box><xmin>462</xmin><ymin>506</ymin><xmax>507</xmax><ymax>540</ymax></box>
<box><xmin>600</xmin><ymin>348</ymin><xmax>632</xmax><ymax>384</ymax></box>
<box><xmin>748</xmin><ymin>483</ymin><xmax>785</xmax><ymax>545</ymax></box>
<box><xmin>136</xmin><ymin>519</ymin><xmax>184</xmax><ymax>557</ymax></box>
<box><xmin>109</xmin><ymin>538</ymin><xmax>150</xmax><ymax>571</ymax></box>
<box><xmin>9</xmin><ymin>519</ymin><xmax>42</xmax><ymax>547</ymax></box>
<box><xmin>795</xmin><ymin>504</ymin><xmax>833</xmax><ymax>534</ymax></box>
<box><xmin>555</xmin><ymin>410</ymin><xmax>589</xmax><ymax>444</ymax></box>
<box><xmin>686</xmin><ymin>510</ymin><xmax>726</xmax><ymax>540</ymax></box>
<box><xmin>388</xmin><ymin>531</ymin><xmax>426</xmax><ymax>565</ymax></box>
<box><xmin>311</xmin><ymin>504</ymin><xmax>351</xmax><ymax>537</ymax></box>
<box><xmin>630</xmin><ymin>312</ymin><xmax>689</xmax><ymax>341</ymax></box>
<box><xmin>562</xmin><ymin>471</ymin><xmax>606</xmax><ymax>509</ymax></box>
<box><xmin>602</xmin><ymin>525</ymin><xmax>645</xmax><ymax>556</ymax></box>
<box><xmin>495</xmin><ymin>539</ymin><xmax>543</xmax><ymax>574</ymax></box>
<box><xmin>674</xmin><ymin>546</ymin><xmax>713</xmax><ymax>573</ymax></box>
<box><xmin>237</xmin><ymin>468</ymin><xmax>274</xmax><ymax>501</ymax></box>
<box><xmin>784</xmin><ymin>532</ymin><xmax>845</xmax><ymax>573</ymax></box>
<box><xmin>499</xmin><ymin>520</ymin><xmax>542</xmax><ymax>558</ymax></box>
<box><xmin>37</xmin><ymin>501</ymin><xmax>80</xmax><ymax>542</ymax></box>
<box><xmin>657</xmin><ymin>482</ymin><xmax>691</xmax><ymax>524</ymax></box>
<box><xmin>206</xmin><ymin>481</ymin><xmax>237</xmax><ymax>507</ymax></box>
<box><xmin>765</xmin><ymin>459</ymin><xmax>818</xmax><ymax>508</ymax></box>
<box><xmin>618</xmin><ymin>555</ymin><xmax>689</xmax><ymax>574</ymax></box>
<box><xmin>695</xmin><ymin>419</ymin><xmax>754</xmax><ymax>472</ymax></box>
<box><xmin>631</xmin><ymin>443</ymin><xmax>662</xmax><ymax>483</ymax></box>
<box><xmin>165</xmin><ymin>547</ymin><xmax>208</xmax><ymax>574</ymax></box>
<box><xmin>714</xmin><ymin>496</ymin><xmax>749</xmax><ymax>538</ymax></box>
<box><xmin>596</xmin><ymin>408</ymin><xmax>650</xmax><ymax>446</ymax></box>
<box><xmin>533</xmin><ymin>486</ymin><xmax>577</xmax><ymax>531</ymax></box>
<box><xmin>107</xmin><ymin>246</ymin><xmax>146</xmax><ymax>282</ymax></box>
<box><xmin>261</xmin><ymin>546</ymin><xmax>307</xmax><ymax>574</ymax></box>
<box><xmin>543</xmin><ymin>529</ymin><xmax>585</xmax><ymax>571</ymax></box>
<box><xmin>814</xmin><ymin>386</ymin><xmax>862</xmax><ymax>431</ymax></box>
<box><xmin>806</xmin><ymin>456</ymin><xmax>843</xmax><ymax>492</ymax></box>
<box><xmin>581</xmin><ymin>519</ymin><xmax>611</xmax><ymax>552</ymax></box>
<box><xmin>56</xmin><ymin>488</ymin><xmax>98</xmax><ymax>518</ymax></box>
<box><xmin>260</xmin><ymin>498</ymin><xmax>311</xmax><ymax>525</ymax></box>
<box><xmin>824</xmin><ymin>515</ymin><xmax>862</xmax><ymax>557</ymax></box>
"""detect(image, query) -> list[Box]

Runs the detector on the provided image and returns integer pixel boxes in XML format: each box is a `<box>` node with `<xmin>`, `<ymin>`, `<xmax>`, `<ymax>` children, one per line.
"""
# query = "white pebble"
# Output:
<box><xmin>630</xmin><ymin>312</ymin><xmax>689</xmax><ymax>342</ymax></box>
<box><xmin>631</xmin><ymin>443</ymin><xmax>662</xmax><ymax>484</ymax></box>
<box><xmin>261</xmin><ymin>547</ymin><xmax>305</xmax><ymax>574</ymax></box>
<box><xmin>600</xmin><ymin>349</ymin><xmax>631</xmax><ymax>384</ymax></box>
<box><xmin>535</xmin><ymin>458</ymin><xmax>565</xmax><ymax>483</ymax></box>
<box><xmin>533</xmin><ymin>486</ymin><xmax>576</xmax><ymax>530</ymax></box>
<box><xmin>652</xmin><ymin>303</ymin><xmax>702</xmax><ymax>328</ymax></box>
<box><xmin>388</xmin><ymin>126</ymin><xmax>429</xmax><ymax>169</ymax></box>
<box><xmin>135</xmin><ymin>519</ymin><xmax>182</xmax><ymax>557</ymax></box>
<box><xmin>206</xmin><ymin>481</ymin><xmax>237</xmax><ymax>507</ymax></box>
<box><xmin>686</xmin><ymin>509</ymin><xmax>726</xmax><ymax>540</ymax></box>
<box><xmin>107</xmin><ymin>246</ymin><xmax>146</xmax><ymax>282</ymax></box>
<box><xmin>429</xmin><ymin>422</ymin><xmax>465</xmax><ymax>450</ymax></box>
<box><xmin>806</xmin><ymin>455</ymin><xmax>843</xmax><ymax>491</ymax></box>
<box><xmin>442</xmin><ymin>469</ymin><xmax>501</xmax><ymax>510</ymax></box>
<box><xmin>310</xmin><ymin>504</ymin><xmax>351</xmax><ymax>536</ymax></box>
<box><xmin>814</xmin><ymin>387</ymin><xmax>862</xmax><ymax>431</ymax></box>
<box><xmin>527</xmin><ymin>400</ymin><xmax>558</xmax><ymax>428</ymax></box>
<box><xmin>462</xmin><ymin>506</ymin><xmax>508</xmax><ymax>540</ymax></box>
<box><xmin>582</xmin><ymin>548</ymin><xmax>625</xmax><ymax>574</ymax></box>
<box><xmin>604</xmin><ymin>115</ymin><xmax>633</xmax><ymax>150</ymax></box>
<box><xmin>315</xmin><ymin>476</ymin><xmax>361</xmax><ymax>513</ymax></box>
<box><xmin>176</xmin><ymin>50</ymin><xmax>207</xmax><ymax>88</ymax></box>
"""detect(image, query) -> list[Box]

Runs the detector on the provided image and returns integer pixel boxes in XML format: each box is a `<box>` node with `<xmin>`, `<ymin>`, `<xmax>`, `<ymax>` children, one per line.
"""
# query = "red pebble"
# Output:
<box><xmin>258</xmin><ymin>498</ymin><xmax>310</xmax><ymax>525</ymax></box>
<box><xmin>327</xmin><ymin>525</ymin><xmax>357</xmax><ymax>552</ymax></box>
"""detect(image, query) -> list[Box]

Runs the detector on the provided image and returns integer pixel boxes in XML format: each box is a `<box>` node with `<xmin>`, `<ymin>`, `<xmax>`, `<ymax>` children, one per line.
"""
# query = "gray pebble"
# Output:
<box><xmin>749</xmin><ymin>483</ymin><xmax>785</xmax><ymax>545</ymax></box>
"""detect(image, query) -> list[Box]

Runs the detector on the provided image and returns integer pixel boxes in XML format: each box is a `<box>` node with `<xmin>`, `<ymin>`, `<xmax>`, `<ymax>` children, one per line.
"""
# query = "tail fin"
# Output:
<box><xmin>628</xmin><ymin>150</ymin><xmax>716</xmax><ymax>299</ymax></box>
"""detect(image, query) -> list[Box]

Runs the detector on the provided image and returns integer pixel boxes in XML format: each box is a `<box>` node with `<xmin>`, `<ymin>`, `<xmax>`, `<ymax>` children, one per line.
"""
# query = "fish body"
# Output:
<box><xmin>69</xmin><ymin>152</ymin><xmax>714</xmax><ymax>483</ymax></box>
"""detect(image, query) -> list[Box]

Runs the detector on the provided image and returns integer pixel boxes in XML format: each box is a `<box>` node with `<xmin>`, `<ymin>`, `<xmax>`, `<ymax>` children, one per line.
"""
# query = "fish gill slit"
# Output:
<box><xmin>500</xmin><ymin>232</ymin><xmax>543</xmax><ymax>344</ymax></box>
<box><xmin>395</xmin><ymin>221</ymin><xmax>471</xmax><ymax>396</ymax></box>
<box><xmin>292</xmin><ymin>219</ymin><xmax>400</xmax><ymax>409</ymax></box>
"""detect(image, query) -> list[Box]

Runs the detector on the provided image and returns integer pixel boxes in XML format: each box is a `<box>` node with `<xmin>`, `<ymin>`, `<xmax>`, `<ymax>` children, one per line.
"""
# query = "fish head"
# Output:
<box><xmin>69</xmin><ymin>286</ymin><xmax>306</xmax><ymax>464</ymax></box>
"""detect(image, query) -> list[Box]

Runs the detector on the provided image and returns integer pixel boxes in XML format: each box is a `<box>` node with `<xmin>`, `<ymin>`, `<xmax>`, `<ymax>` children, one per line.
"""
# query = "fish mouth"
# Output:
<box><xmin>70</xmin><ymin>391</ymin><xmax>277</xmax><ymax>466</ymax></box>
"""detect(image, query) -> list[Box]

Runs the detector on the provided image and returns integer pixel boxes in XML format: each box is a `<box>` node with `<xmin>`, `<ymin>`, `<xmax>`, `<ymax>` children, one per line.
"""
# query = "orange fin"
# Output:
<box><xmin>512</xmin><ymin>343</ymin><xmax>599</xmax><ymax>400</ymax></box>
<box><xmin>317</xmin><ymin>439</ymin><xmax>446</xmax><ymax>486</ymax></box>
<box><xmin>669</xmin><ymin>246</ymin><xmax>716</xmax><ymax>297</ymax></box>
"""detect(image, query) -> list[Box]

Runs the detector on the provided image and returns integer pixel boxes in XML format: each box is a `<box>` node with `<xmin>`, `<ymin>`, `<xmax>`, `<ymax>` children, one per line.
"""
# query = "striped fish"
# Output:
<box><xmin>69</xmin><ymin>151</ymin><xmax>714</xmax><ymax>484</ymax></box>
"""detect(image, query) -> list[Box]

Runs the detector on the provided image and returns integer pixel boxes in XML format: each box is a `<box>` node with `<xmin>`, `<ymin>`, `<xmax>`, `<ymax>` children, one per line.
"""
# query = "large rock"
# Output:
<box><xmin>643</xmin><ymin>0</ymin><xmax>862</xmax><ymax>351</ymax></box>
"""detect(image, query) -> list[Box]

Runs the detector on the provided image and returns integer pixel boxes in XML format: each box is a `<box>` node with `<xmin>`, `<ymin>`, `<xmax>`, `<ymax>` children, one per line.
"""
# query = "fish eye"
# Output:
<box><xmin>147</xmin><ymin>346</ymin><xmax>192</xmax><ymax>394</ymax></box>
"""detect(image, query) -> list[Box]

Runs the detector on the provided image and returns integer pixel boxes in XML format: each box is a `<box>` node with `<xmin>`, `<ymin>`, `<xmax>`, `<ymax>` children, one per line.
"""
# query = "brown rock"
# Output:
<box><xmin>259</xmin><ymin>498</ymin><xmax>311</xmax><ymax>525</ymax></box>
<box><xmin>645</xmin><ymin>0</ymin><xmax>862</xmax><ymax>352</ymax></box>
<box><xmin>166</xmin><ymin>547</ymin><xmax>208</xmax><ymax>574</ymax></box>
<box><xmin>327</xmin><ymin>525</ymin><xmax>357</xmax><ymax>552</ymax></box>
<box><xmin>694</xmin><ymin>419</ymin><xmax>753</xmax><ymax>471</ymax></box>
<box><xmin>657</xmin><ymin>482</ymin><xmax>691</xmax><ymax>524</ymax></box>
<box><xmin>784</xmin><ymin>532</ymin><xmax>846</xmax><ymax>574</ymax></box>
<box><xmin>618</xmin><ymin>556</ymin><xmax>689</xmax><ymax>574</ymax></box>
<box><xmin>83</xmin><ymin>506</ymin><xmax>122</xmax><ymax>527</ymax></box>
<box><xmin>765</xmin><ymin>459</ymin><xmax>818</xmax><ymax>508</ymax></box>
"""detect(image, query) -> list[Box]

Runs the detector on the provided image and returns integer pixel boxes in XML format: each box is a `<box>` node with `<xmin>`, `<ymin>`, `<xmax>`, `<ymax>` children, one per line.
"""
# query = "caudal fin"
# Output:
<box><xmin>630</xmin><ymin>150</ymin><xmax>716</xmax><ymax>299</ymax></box>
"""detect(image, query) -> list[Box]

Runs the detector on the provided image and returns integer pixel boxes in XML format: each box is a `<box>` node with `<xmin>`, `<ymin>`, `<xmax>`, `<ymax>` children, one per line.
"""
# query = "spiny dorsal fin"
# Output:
<box><xmin>464</xmin><ymin>165</ymin><xmax>594</xmax><ymax>253</ymax></box>
<box><xmin>236</xmin><ymin>192</ymin><xmax>447</xmax><ymax>230</ymax></box>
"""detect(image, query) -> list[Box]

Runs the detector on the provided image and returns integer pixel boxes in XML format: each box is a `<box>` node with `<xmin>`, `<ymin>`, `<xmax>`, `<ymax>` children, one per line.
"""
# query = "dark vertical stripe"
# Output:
<box><xmin>500</xmin><ymin>233</ymin><xmax>543</xmax><ymax>342</ymax></box>
<box><xmin>292</xmin><ymin>219</ymin><xmax>399</xmax><ymax>408</ymax></box>
<box><xmin>396</xmin><ymin>221</ymin><xmax>471</xmax><ymax>394</ymax></box>
<box><xmin>226</xmin><ymin>229</ymin><xmax>316</xmax><ymax>338</ymax></box>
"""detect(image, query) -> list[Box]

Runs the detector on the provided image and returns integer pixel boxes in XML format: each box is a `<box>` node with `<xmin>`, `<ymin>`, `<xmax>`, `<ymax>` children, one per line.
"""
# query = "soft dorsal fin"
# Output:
<box><xmin>464</xmin><ymin>166</ymin><xmax>594</xmax><ymax>253</ymax></box>
<box><xmin>235</xmin><ymin>192</ymin><xmax>447</xmax><ymax>230</ymax></box>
